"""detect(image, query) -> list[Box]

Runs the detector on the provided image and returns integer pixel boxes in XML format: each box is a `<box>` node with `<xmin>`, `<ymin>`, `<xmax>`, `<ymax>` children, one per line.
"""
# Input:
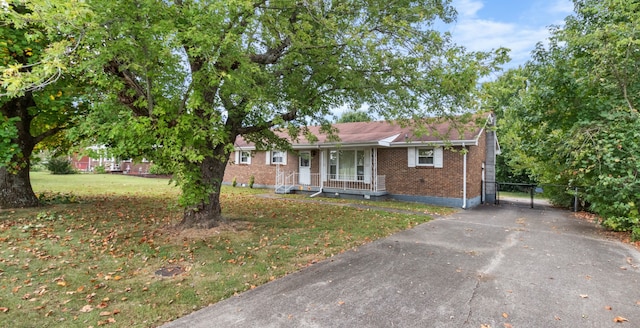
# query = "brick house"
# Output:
<box><xmin>224</xmin><ymin>113</ymin><xmax>499</xmax><ymax>208</ymax></box>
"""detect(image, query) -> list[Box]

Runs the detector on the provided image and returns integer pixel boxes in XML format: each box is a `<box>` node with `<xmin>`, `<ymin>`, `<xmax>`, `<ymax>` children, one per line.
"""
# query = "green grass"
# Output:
<box><xmin>280</xmin><ymin>193</ymin><xmax>457</xmax><ymax>216</ymax></box>
<box><xmin>0</xmin><ymin>172</ymin><xmax>447</xmax><ymax>327</ymax></box>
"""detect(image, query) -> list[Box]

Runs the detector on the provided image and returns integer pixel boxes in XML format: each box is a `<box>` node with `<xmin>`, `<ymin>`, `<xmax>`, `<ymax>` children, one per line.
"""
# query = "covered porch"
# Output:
<box><xmin>275</xmin><ymin>171</ymin><xmax>387</xmax><ymax>197</ymax></box>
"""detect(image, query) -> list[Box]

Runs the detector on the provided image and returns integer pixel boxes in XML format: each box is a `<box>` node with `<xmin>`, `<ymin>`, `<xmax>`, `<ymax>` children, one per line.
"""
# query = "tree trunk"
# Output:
<box><xmin>0</xmin><ymin>166</ymin><xmax>39</xmax><ymax>208</ymax></box>
<box><xmin>178</xmin><ymin>145</ymin><xmax>230</xmax><ymax>229</ymax></box>
<box><xmin>1</xmin><ymin>93</ymin><xmax>39</xmax><ymax>209</ymax></box>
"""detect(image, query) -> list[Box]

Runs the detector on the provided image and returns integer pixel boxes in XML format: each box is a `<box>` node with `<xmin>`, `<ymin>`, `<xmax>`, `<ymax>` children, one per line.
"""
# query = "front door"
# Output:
<box><xmin>299</xmin><ymin>151</ymin><xmax>311</xmax><ymax>185</ymax></box>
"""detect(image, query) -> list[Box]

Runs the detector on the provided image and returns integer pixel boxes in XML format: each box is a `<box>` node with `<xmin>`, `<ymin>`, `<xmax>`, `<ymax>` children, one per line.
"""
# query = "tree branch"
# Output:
<box><xmin>104</xmin><ymin>60</ymin><xmax>149</xmax><ymax>117</ymax></box>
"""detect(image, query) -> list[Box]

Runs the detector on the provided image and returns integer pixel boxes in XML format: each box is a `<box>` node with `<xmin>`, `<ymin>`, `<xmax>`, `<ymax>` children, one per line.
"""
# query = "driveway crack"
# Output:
<box><xmin>464</xmin><ymin>278</ymin><xmax>481</xmax><ymax>324</ymax></box>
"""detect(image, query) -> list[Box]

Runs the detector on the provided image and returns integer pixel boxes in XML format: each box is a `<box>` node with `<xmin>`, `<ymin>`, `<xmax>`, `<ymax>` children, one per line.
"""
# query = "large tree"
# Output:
<box><xmin>79</xmin><ymin>0</ymin><xmax>506</xmax><ymax>228</ymax></box>
<box><xmin>503</xmin><ymin>0</ymin><xmax>640</xmax><ymax>234</ymax></box>
<box><xmin>0</xmin><ymin>1</ymin><xmax>90</xmax><ymax>208</ymax></box>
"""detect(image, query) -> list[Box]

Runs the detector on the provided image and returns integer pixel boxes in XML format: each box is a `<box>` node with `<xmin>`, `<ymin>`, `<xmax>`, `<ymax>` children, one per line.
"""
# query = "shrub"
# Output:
<box><xmin>249</xmin><ymin>175</ymin><xmax>255</xmax><ymax>188</ymax></box>
<box><xmin>94</xmin><ymin>165</ymin><xmax>107</xmax><ymax>174</ymax></box>
<box><xmin>232</xmin><ymin>176</ymin><xmax>237</xmax><ymax>187</ymax></box>
<box><xmin>45</xmin><ymin>157</ymin><xmax>76</xmax><ymax>175</ymax></box>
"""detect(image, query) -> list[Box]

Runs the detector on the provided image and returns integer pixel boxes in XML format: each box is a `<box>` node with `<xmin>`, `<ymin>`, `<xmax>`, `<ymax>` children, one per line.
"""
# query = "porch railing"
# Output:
<box><xmin>279</xmin><ymin>173</ymin><xmax>386</xmax><ymax>192</ymax></box>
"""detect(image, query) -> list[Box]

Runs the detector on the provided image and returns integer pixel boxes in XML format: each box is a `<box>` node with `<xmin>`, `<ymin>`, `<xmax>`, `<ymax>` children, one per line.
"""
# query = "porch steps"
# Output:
<box><xmin>274</xmin><ymin>185</ymin><xmax>296</xmax><ymax>194</ymax></box>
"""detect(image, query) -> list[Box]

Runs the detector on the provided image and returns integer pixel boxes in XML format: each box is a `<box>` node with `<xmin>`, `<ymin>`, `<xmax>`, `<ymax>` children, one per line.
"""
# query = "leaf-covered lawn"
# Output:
<box><xmin>0</xmin><ymin>173</ymin><xmax>442</xmax><ymax>327</ymax></box>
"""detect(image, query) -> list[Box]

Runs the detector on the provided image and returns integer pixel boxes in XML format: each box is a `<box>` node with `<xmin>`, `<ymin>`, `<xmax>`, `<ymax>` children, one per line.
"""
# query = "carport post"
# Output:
<box><xmin>574</xmin><ymin>187</ymin><xmax>578</xmax><ymax>212</ymax></box>
<box><xmin>530</xmin><ymin>185</ymin><xmax>534</xmax><ymax>209</ymax></box>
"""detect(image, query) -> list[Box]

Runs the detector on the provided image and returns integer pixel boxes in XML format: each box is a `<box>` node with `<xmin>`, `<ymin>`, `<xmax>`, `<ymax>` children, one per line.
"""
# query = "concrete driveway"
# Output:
<box><xmin>161</xmin><ymin>202</ymin><xmax>640</xmax><ymax>328</ymax></box>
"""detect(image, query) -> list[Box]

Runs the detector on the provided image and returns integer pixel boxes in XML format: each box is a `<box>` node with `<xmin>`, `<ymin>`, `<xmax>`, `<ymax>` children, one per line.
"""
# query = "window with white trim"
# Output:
<box><xmin>239</xmin><ymin>151</ymin><xmax>251</xmax><ymax>164</ymax></box>
<box><xmin>329</xmin><ymin>150</ymin><xmax>365</xmax><ymax>181</ymax></box>
<box><xmin>417</xmin><ymin>148</ymin><xmax>434</xmax><ymax>166</ymax></box>
<box><xmin>271</xmin><ymin>151</ymin><xmax>285</xmax><ymax>164</ymax></box>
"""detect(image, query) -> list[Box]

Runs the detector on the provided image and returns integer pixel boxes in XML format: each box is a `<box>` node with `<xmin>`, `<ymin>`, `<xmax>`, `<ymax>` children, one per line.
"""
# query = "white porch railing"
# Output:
<box><xmin>277</xmin><ymin>172</ymin><xmax>386</xmax><ymax>193</ymax></box>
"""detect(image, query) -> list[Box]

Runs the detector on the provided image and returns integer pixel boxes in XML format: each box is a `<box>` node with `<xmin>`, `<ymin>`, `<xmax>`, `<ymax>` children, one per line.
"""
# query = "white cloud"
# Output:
<box><xmin>447</xmin><ymin>0</ymin><xmax>573</xmax><ymax>69</ymax></box>
<box><xmin>454</xmin><ymin>0</ymin><xmax>484</xmax><ymax>18</ymax></box>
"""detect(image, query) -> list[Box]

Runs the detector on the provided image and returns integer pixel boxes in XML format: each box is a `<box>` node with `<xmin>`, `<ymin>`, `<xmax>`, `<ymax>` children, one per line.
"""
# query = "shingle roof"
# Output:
<box><xmin>234</xmin><ymin>115</ymin><xmax>489</xmax><ymax>148</ymax></box>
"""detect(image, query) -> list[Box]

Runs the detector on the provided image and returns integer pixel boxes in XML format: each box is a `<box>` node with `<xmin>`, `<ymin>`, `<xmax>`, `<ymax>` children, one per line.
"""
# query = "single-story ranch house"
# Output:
<box><xmin>224</xmin><ymin>113</ymin><xmax>499</xmax><ymax>208</ymax></box>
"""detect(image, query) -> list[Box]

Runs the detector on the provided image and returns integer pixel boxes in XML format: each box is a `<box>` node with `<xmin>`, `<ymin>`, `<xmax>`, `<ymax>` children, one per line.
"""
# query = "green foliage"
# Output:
<box><xmin>0</xmin><ymin>116</ymin><xmax>20</xmax><ymax>168</ymax></box>
<box><xmin>232</xmin><ymin>176</ymin><xmax>237</xmax><ymax>188</ymax></box>
<box><xmin>249</xmin><ymin>175</ymin><xmax>255</xmax><ymax>189</ymax></box>
<box><xmin>494</xmin><ymin>0</ymin><xmax>640</xmax><ymax>230</ymax></box>
<box><xmin>45</xmin><ymin>157</ymin><xmax>76</xmax><ymax>175</ymax></box>
<box><xmin>337</xmin><ymin>110</ymin><xmax>373</xmax><ymax>123</ymax></box>
<box><xmin>148</xmin><ymin>163</ymin><xmax>173</xmax><ymax>175</ymax></box>
<box><xmin>93</xmin><ymin>165</ymin><xmax>106</xmax><ymax>174</ymax></box>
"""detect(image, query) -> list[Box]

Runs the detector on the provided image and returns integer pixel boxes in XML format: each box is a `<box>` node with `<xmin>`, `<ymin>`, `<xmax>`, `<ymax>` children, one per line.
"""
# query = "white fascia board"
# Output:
<box><xmin>378</xmin><ymin>134</ymin><xmax>400</xmax><ymax>147</ymax></box>
<box><xmin>389</xmin><ymin>139</ymin><xmax>478</xmax><ymax>147</ymax></box>
<box><xmin>291</xmin><ymin>142</ymin><xmax>381</xmax><ymax>149</ymax></box>
<box><xmin>234</xmin><ymin>145</ymin><xmax>256</xmax><ymax>151</ymax></box>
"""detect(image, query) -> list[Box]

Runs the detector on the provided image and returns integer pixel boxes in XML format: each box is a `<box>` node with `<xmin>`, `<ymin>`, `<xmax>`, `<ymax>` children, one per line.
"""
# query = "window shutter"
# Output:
<box><xmin>434</xmin><ymin>147</ymin><xmax>443</xmax><ymax>168</ymax></box>
<box><xmin>407</xmin><ymin>147</ymin><xmax>416</xmax><ymax>168</ymax></box>
<box><xmin>246</xmin><ymin>152</ymin><xmax>251</xmax><ymax>165</ymax></box>
<box><xmin>265</xmin><ymin>151</ymin><xmax>271</xmax><ymax>164</ymax></box>
<box><xmin>234</xmin><ymin>151</ymin><xmax>240</xmax><ymax>164</ymax></box>
<box><xmin>281</xmin><ymin>151</ymin><xmax>287</xmax><ymax>165</ymax></box>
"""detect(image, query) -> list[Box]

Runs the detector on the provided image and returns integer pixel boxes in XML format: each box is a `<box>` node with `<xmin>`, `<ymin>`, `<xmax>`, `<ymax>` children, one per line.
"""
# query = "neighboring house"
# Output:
<box><xmin>224</xmin><ymin>113</ymin><xmax>499</xmax><ymax>208</ymax></box>
<box><xmin>70</xmin><ymin>146</ymin><xmax>152</xmax><ymax>174</ymax></box>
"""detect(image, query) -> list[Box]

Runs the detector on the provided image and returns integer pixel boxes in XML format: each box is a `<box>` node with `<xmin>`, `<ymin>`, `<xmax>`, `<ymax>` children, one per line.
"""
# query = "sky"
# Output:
<box><xmin>446</xmin><ymin>0</ymin><xmax>575</xmax><ymax>71</ymax></box>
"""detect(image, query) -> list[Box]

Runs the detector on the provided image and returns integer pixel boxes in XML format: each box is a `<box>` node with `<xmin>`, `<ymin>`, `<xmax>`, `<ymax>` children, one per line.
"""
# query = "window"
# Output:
<box><xmin>240</xmin><ymin>151</ymin><xmax>251</xmax><ymax>164</ymax></box>
<box><xmin>299</xmin><ymin>152</ymin><xmax>310</xmax><ymax>167</ymax></box>
<box><xmin>408</xmin><ymin>147</ymin><xmax>443</xmax><ymax>168</ymax></box>
<box><xmin>329</xmin><ymin>150</ymin><xmax>365</xmax><ymax>180</ymax></box>
<box><xmin>417</xmin><ymin>148</ymin><xmax>434</xmax><ymax>165</ymax></box>
<box><xmin>272</xmin><ymin>151</ymin><xmax>285</xmax><ymax>164</ymax></box>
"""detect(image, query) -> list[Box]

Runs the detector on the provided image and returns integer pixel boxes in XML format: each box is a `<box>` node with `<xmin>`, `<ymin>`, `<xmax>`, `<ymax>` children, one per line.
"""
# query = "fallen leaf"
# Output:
<box><xmin>502</xmin><ymin>312</ymin><xmax>509</xmax><ymax>319</ymax></box>
<box><xmin>100</xmin><ymin>311</ymin><xmax>111</xmax><ymax>316</ymax></box>
<box><xmin>605</xmin><ymin>306</ymin><xmax>613</xmax><ymax>311</ymax></box>
<box><xmin>554</xmin><ymin>315</ymin><xmax>561</xmax><ymax>320</ymax></box>
<box><xmin>481</xmin><ymin>324</ymin><xmax>492</xmax><ymax>328</ymax></box>
<box><xmin>579</xmin><ymin>294</ymin><xmax>589</xmax><ymax>298</ymax></box>
<box><xmin>504</xmin><ymin>324</ymin><xmax>513</xmax><ymax>328</ymax></box>
<box><xmin>338</xmin><ymin>301</ymin><xmax>345</xmax><ymax>305</ymax></box>
<box><xmin>57</xmin><ymin>281</ymin><xmax>67</xmax><ymax>287</ymax></box>
<box><xmin>0</xmin><ymin>307</ymin><xmax>8</xmax><ymax>313</ymax></box>
<box><xmin>613</xmin><ymin>316</ymin><xmax>628</xmax><ymax>323</ymax></box>
<box><xmin>79</xmin><ymin>305</ymin><xmax>93</xmax><ymax>313</ymax></box>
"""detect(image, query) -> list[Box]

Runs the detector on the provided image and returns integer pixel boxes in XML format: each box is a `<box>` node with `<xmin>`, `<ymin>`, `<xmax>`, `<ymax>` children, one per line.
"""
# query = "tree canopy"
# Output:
<box><xmin>496</xmin><ymin>0</ymin><xmax>640</xmax><ymax>237</ymax></box>
<box><xmin>336</xmin><ymin>109</ymin><xmax>374</xmax><ymax>123</ymax></box>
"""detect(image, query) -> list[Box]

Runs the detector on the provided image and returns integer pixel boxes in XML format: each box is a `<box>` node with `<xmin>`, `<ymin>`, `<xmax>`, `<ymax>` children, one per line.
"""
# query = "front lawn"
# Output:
<box><xmin>0</xmin><ymin>172</ymin><xmax>442</xmax><ymax>327</ymax></box>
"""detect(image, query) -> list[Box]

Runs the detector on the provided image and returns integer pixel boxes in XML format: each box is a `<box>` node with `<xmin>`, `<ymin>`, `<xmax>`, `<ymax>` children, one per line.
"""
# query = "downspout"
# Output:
<box><xmin>310</xmin><ymin>181</ymin><xmax>323</xmax><ymax>198</ymax></box>
<box><xmin>462</xmin><ymin>144</ymin><xmax>467</xmax><ymax>209</ymax></box>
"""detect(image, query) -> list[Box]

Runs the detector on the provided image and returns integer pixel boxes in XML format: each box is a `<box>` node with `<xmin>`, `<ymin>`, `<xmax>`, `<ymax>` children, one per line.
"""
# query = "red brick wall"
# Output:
<box><xmin>223</xmin><ymin>151</ymin><xmax>298</xmax><ymax>186</ymax></box>
<box><xmin>377</xmin><ymin>147</ymin><xmax>465</xmax><ymax>198</ymax></box>
<box><xmin>465</xmin><ymin>132</ymin><xmax>487</xmax><ymax>199</ymax></box>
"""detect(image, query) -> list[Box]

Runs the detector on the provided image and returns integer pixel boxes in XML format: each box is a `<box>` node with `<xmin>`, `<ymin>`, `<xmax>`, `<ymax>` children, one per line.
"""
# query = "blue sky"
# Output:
<box><xmin>447</xmin><ymin>0</ymin><xmax>575</xmax><ymax>71</ymax></box>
